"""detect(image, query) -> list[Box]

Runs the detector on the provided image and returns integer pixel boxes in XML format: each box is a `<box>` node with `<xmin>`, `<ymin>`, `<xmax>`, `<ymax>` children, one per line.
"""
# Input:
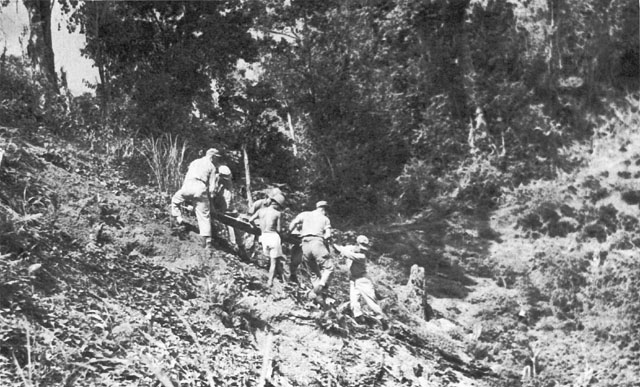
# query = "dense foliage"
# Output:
<box><xmin>257</xmin><ymin>0</ymin><xmax>638</xmax><ymax>218</ymax></box>
<box><xmin>2</xmin><ymin>0</ymin><xmax>639</xmax><ymax>218</ymax></box>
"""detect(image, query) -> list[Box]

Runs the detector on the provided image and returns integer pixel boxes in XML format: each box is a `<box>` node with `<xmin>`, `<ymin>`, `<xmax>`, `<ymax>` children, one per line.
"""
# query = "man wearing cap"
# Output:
<box><xmin>288</xmin><ymin>200</ymin><xmax>334</xmax><ymax>304</ymax></box>
<box><xmin>171</xmin><ymin>148</ymin><xmax>219</xmax><ymax>248</ymax></box>
<box><xmin>249</xmin><ymin>193</ymin><xmax>286</xmax><ymax>287</ymax></box>
<box><xmin>334</xmin><ymin>235</ymin><xmax>386</xmax><ymax>325</ymax></box>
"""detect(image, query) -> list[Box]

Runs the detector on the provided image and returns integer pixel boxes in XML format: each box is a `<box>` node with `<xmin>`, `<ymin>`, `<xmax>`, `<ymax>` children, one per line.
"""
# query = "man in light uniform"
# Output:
<box><xmin>171</xmin><ymin>148</ymin><xmax>219</xmax><ymax>248</ymax></box>
<box><xmin>334</xmin><ymin>235</ymin><xmax>386</xmax><ymax>324</ymax></box>
<box><xmin>248</xmin><ymin>193</ymin><xmax>286</xmax><ymax>287</ymax></box>
<box><xmin>288</xmin><ymin>200</ymin><xmax>333</xmax><ymax>304</ymax></box>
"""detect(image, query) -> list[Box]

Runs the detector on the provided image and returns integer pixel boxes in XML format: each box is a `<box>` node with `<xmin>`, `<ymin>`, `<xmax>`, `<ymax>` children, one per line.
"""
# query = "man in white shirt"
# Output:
<box><xmin>170</xmin><ymin>148</ymin><xmax>219</xmax><ymax>248</ymax></box>
<box><xmin>334</xmin><ymin>235</ymin><xmax>386</xmax><ymax>324</ymax></box>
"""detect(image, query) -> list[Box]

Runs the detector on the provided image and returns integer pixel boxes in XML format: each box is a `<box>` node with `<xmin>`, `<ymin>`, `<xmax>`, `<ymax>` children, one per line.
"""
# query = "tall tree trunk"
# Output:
<box><xmin>287</xmin><ymin>110</ymin><xmax>297</xmax><ymax>156</ymax></box>
<box><xmin>25</xmin><ymin>0</ymin><xmax>58</xmax><ymax>92</ymax></box>
<box><xmin>242</xmin><ymin>143</ymin><xmax>253</xmax><ymax>207</ymax></box>
<box><xmin>93</xmin><ymin>2</ymin><xmax>111</xmax><ymax>129</ymax></box>
<box><xmin>458</xmin><ymin>3</ymin><xmax>491</xmax><ymax>155</ymax></box>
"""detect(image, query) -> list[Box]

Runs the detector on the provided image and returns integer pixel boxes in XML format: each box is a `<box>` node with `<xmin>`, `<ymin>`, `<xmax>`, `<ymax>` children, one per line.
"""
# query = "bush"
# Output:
<box><xmin>0</xmin><ymin>56</ymin><xmax>40</xmax><ymax>126</ymax></box>
<box><xmin>583</xmin><ymin>251</ymin><xmax>640</xmax><ymax>346</ymax></box>
<box><xmin>453</xmin><ymin>154</ymin><xmax>507</xmax><ymax>208</ymax></box>
<box><xmin>528</xmin><ymin>247</ymin><xmax>589</xmax><ymax>318</ymax></box>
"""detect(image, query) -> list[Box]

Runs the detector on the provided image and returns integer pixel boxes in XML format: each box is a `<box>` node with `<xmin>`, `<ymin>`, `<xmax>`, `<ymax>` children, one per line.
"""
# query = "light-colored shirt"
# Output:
<box><xmin>249</xmin><ymin>205</ymin><xmax>281</xmax><ymax>234</ymax></box>
<box><xmin>336</xmin><ymin>245</ymin><xmax>367</xmax><ymax>279</ymax></box>
<box><xmin>289</xmin><ymin>209</ymin><xmax>331</xmax><ymax>239</ymax></box>
<box><xmin>184</xmin><ymin>156</ymin><xmax>217</xmax><ymax>193</ymax></box>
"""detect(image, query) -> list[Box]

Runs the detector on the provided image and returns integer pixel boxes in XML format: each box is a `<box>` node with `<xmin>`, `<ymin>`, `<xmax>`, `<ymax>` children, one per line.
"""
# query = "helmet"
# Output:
<box><xmin>316</xmin><ymin>200</ymin><xmax>328</xmax><ymax>208</ymax></box>
<box><xmin>356</xmin><ymin>235</ymin><xmax>370</xmax><ymax>248</ymax></box>
<box><xmin>268</xmin><ymin>187</ymin><xmax>283</xmax><ymax>198</ymax></box>
<box><xmin>218</xmin><ymin>165</ymin><xmax>231</xmax><ymax>176</ymax></box>
<box><xmin>271</xmin><ymin>193</ymin><xmax>285</xmax><ymax>207</ymax></box>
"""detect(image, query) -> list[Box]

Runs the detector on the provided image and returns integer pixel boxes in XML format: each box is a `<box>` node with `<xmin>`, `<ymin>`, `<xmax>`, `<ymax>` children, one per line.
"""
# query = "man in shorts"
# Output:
<box><xmin>249</xmin><ymin>193</ymin><xmax>286</xmax><ymax>287</ymax></box>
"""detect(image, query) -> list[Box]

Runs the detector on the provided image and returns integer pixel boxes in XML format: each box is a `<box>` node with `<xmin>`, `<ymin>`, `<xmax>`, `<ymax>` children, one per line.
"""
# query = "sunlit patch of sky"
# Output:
<box><xmin>0</xmin><ymin>0</ymin><xmax>98</xmax><ymax>95</ymax></box>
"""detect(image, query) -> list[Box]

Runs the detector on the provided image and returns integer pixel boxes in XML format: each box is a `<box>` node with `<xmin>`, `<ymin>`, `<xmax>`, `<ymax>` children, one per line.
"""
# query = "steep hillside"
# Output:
<box><xmin>363</xmin><ymin>104</ymin><xmax>640</xmax><ymax>387</ymax></box>
<box><xmin>1</xmin><ymin>126</ymin><xmax>497</xmax><ymax>386</ymax></box>
<box><xmin>1</xmin><ymin>101</ymin><xmax>638</xmax><ymax>387</ymax></box>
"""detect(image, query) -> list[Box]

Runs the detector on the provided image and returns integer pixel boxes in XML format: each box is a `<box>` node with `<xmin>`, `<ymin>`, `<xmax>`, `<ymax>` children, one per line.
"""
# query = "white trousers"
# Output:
<box><xmin>170</xmin><ymin>180</ymin><xmax>211</xmax><ymax>237</ymax></box>
<box><xmin>350</xmin><ymin>277</ymin><xmax>383</xmax><ymax>318</ymax></box>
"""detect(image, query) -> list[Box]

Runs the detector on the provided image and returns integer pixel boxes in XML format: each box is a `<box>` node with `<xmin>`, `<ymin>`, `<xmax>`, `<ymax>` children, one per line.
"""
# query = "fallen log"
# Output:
<box><xmin>210</xmin><ymin>211</ymin><xmax>301</xmax><ymax>245</ymax></box>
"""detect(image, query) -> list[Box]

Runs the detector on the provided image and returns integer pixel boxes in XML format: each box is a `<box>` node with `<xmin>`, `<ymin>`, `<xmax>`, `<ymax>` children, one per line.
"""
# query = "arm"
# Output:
<box><xmin>323</xmin><ymin>218</ymin><xmax>332</xmax><ymax>240</ymax></box>
<box><xmin>334</xmin><ymin>245</ymin><xmax>365</xmax><ymax>262</ymax></box>
<box><xmin>248</xmin><ymin>210</ymin><xmax>260</xmax><ymax>225</ymax></box>
<box><xmin>223</xmin><ymin>183</ymin><xmax>233</xmax><ymax>212</ymax></box>
<box><xmin>276</xmin><ymin>212</ymin><xmax>282</xmax><ymax>234</ymax></box>
<box><xmin>289</xmin><ymin>213</ymin><xmax>303</xmax><ymax>233</ymax></box>
<box><xmin>208</xmin><ymin>167</ymin><xmax>219</xmax><ymax>195</ymax></box>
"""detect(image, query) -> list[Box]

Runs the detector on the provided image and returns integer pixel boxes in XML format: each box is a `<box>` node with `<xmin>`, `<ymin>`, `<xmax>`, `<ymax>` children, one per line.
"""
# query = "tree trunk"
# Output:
<box><xmin>287</xmin><ymin>110</ymin><xmax>297</xmax><ymax>156</ymax></box>
<box><xmin>459</xmin><ymin>3</ymin><xmax>490</xmax><ymax>155</ymax></box>
<box><xmin>242</xmin><ymin>143</ymin><xmax>253</xmax><ymax>207</ymax></box>
<box><xmin>93</xmin><ymin>2</ymin><xmax>111</xmax><ymax>129</ymax></box>
<box><xmin>24</xmin><ymin>0</ymin><xmax>58</xmax><ymax>92</ymax></box>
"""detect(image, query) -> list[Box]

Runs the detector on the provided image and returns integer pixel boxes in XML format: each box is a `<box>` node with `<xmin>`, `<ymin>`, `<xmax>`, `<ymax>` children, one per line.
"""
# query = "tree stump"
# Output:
<box><xmin>398</xmin><ymin>264</ymin><xmax>434</xmax><ymax>321</ymax></box>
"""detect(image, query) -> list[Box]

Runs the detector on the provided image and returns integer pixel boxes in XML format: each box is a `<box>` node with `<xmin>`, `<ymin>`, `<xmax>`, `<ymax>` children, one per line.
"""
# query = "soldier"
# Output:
<box><xmin>334</xmin><ymin>235</ymin><xmax>386</xmax><ymax>325</ymax></box>
<box><xmin>248</xmin><ymin>193</ymin><xmax>286</xmax><ymax>287</ymax></box>
<box><xmin>170</xmin><ymin>148</ymin><xmax>219</xmax><ymax>248</ymax></box>
<box><xmin>211</xmin><ymin>165</ymin><xmax>238</xmax><ymax>249</ymax></box>
<box><xmin>288</xmin><ymin>200</ymin><xmax>333</xmax><ymax>305</ymax></box>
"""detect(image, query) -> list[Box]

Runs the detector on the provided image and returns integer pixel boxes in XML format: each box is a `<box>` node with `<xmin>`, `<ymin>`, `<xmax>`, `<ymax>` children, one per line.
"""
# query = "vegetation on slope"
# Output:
<box><xmin>1</xmin><ymin>1</ymin><xmax>639</xmax><ymax>385</ymax></box>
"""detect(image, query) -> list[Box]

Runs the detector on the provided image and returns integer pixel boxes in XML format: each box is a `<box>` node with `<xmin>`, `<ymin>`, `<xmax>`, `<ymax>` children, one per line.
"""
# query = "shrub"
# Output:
<box><xmin>528</xmin><ymin>247</ymin><xmax>589</xmax><ymax>318</ymax></box>
<box><xmin>0</xmin><ymin>55</ymin><xmax>40</xmax><ymax>126</ymax></box>
<box><xmin>452</xmin><ymin>153</ymin><xmax>507</xmax><ymax>208</ymax></box>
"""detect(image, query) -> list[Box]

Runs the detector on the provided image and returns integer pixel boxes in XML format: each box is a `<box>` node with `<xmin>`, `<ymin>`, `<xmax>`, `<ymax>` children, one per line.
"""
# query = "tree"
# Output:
<box><xmin>65</xmin><ymin>0</ymin><xmax>260</xmax><ymax>137</ymax></box>
<box><xmin>23</xmin><ymin>0</ymin><xmax>58</xmax><ymax>92</ymax></box>
<box><xmin>215</xmin><ymin>75</ymin><xmax>295</xmax><ymax>201</ymax></box>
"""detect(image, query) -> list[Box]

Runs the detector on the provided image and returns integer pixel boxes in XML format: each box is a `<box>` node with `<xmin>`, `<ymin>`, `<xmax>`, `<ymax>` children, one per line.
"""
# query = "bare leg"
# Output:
<box><xmin>267</xmin><ymin>255</ymin><xmax>277</xmax><ymax>287</ymax></box>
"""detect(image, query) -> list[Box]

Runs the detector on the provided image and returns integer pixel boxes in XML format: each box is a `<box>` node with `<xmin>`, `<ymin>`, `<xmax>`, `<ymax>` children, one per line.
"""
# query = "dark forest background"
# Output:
<box><xmin>2</xmin><ymin>0</ymin><xmax>638</xmax><ymax>220</ymax></box>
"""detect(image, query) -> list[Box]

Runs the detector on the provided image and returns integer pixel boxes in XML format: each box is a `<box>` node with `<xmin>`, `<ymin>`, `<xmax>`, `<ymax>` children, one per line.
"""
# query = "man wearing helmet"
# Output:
<box><xmin>288</xmin><ymin>200</ymin><xmax>334</xmax><ymax>305</ymax></box>
<box><xmin>170</xmin><ymin>148</ymin><xmax>220</xmax><ymax>249</ymax></box>
<box><xmin>212</xmin><ymin>165</ymin><xmax>238</xmax><ymax>249</ymax></box>
<box><xmin>248</xmin><ymin>187</ymin><xmax>284</xmax><ymax>215</ymax></box>
<box><xmin>334</xmin><ymin>235</ymin><xmax>386</xmax><ymax>325</ymax></box>
<box><xmin>212</xmin><ymin>165</ymin><xmax>234</xmax><ymax>213</ymax></box>
<box><xmin>248</xmin><ymin>193</ymin><xmax>286</xmax><ymax>287</ymax></box>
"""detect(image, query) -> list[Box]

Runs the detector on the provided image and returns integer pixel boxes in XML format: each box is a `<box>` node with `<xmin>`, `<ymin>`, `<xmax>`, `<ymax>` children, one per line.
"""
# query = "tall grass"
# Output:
<box><xmin>140</xmin><ymin>134</ymin><xmax>187</xmax><ymax>196</ymax></box>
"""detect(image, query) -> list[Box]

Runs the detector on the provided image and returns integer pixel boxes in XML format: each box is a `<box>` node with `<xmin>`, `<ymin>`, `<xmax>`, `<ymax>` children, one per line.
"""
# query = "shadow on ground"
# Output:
<box><xmin>370</xmin><ymin>206</ymin><xmax>499</xmax><ymax>301</ymax></box>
